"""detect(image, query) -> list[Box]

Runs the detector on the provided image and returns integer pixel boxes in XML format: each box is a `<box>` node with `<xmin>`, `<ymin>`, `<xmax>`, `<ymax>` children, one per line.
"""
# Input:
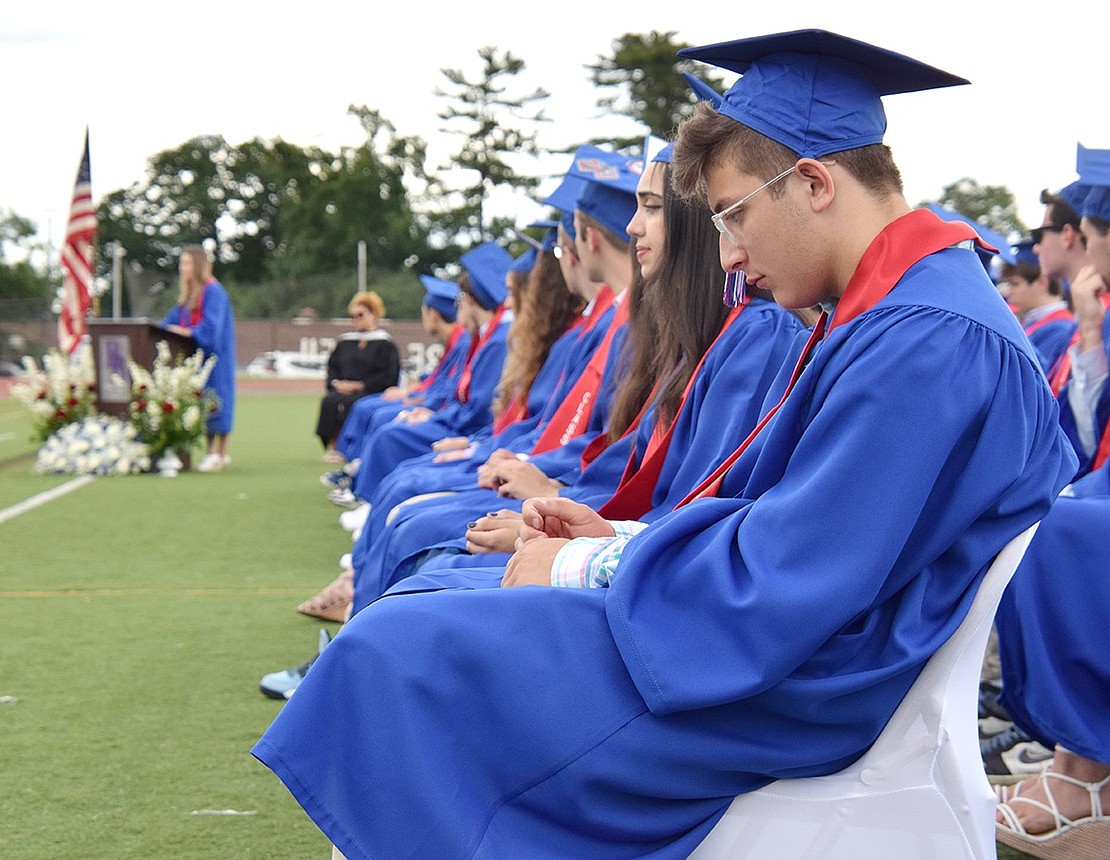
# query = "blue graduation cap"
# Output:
<box><xmin>1077</xmin><ymin>143</ymin><xmax>1110</xmax><ymax>222</ymax></box>
<box><xmin>1056</xmin><ymin>179</ymin><xmax>1093</xmax><ymax>218</ymax></box>
<box><xmin>559</xmin><ymin>210</ymin><xmax>576</xmax><ymax>243</ymax></box>
<box><xmin>682</xmin><ymin>72</ymin><xmax>723</xmax><ymax>108</ymax></box>
<box><xmin>419</xmin><ymin>274</ymin><xmax>459</xmax><ymax>322</ymax></box>
<box><xmin>679</xmin><ymin>29</ymin><xmax>969</xmax><ymax>159</ymax></box>
<box><xmin>923</xmin><ymin>202</ymin><xmax>1013</xmax><ymax>269</ymax></box>
<box><xmin>509</xmin><ymin>246</ymin><xmax>538</xmax><ymax>274</ymax></box>
<box><xmin>1010</xmin><ymin>239</ymin><xmax>1039</xmax><ymax>267</ymax></box>
<box><xmin>544</xmin><ymin>145</ymin><xmax>643</xmax><ymax>241</ymax></box>
<box><xmin>459</xmin><ymin>242</ymin><xmax>512</xmax><ymax>309</ymax></box>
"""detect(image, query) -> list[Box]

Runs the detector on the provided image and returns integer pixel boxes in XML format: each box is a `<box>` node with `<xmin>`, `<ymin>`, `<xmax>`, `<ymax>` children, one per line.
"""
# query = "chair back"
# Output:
<box><xmin>689</xmin><ymin>522</ymin><xmax>1040</xmax><ymax>860</ymax></box>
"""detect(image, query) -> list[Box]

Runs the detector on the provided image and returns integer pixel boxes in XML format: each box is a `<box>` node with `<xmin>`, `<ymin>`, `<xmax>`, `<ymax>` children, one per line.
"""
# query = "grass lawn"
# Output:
<box><xmin>1</xmin><ymin>388</ymin><xmax>346</xmax><ymax>859</ymax></box>
<box><xmin>0</xmin><ymin>385</ymin><xmax>1038</xmax><ymax>859</ymax></box>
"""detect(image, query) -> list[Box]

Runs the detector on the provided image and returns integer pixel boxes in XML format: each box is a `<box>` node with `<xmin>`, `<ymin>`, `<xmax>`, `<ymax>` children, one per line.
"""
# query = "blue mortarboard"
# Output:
<box><xmin>643</xmin><ymin>134</ymin><xmax>670</xmax><ymax>168</ymax></box>
<box><xmin>534</xmin><ymin>220</ymin><xmax>560</xmax><ymax>253</ymax></box>
<box><xmin>459</xmin><ymin>242</ymin><xmax>512</xmax><ymax>309</ymax></box>
<box><xmin>1056</xmin><ymin>179</ymin><xmax>1093</xmax><ymax>218</ymax></box>
<box><xmin>559</xmin><ymin>210</ymin><xmax>576</xmax><ymax>242</ymax></box>
<box><xmin>679</xmin><ymin>29</ymin><xmax>969</xmax><ymax>159</ymax></box>
<box><xmin>545</xmin><ymin>145</ymin><xmax>642</xmax><ymax>242</ymax></box>
<box><xmin>1010</xmin><ymin>239</ymin><xmax>1039</xmax><ymax>267</ymax></box>
<box><xmin>1077</xmin><ymin>143</ymin><xmax>1110</xmax><ymax>222</ymax></box>
<box><xmin>923</xmin><ymin>202</ymin><xmax>1011</xmax><ymax>268</ymax></box>
<box><xmin>419</xmin><ymin>274</ymin><xmax>459</xmax><ymax>321</ymax></box>
<box><xmin>509</xmin><ymin>246</ymin><xmax>538</xmax><ymax>274</ymax></box>
<box><xmin>654</xmin><ymin>144</ymin><xmax>674</xmax><ymax>164</ymax></box>
<box><xmin>682</xmin><ymin>72</ymin><xmax>723</xmax><ymax>109</ymax></box>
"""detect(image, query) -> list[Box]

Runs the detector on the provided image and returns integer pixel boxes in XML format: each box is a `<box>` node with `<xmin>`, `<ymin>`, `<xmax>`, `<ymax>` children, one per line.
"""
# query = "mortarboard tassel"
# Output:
<box><xmin>722</xmin><ymin>270</ymin><xmax>746</xmax><ymax>307</ymax></box>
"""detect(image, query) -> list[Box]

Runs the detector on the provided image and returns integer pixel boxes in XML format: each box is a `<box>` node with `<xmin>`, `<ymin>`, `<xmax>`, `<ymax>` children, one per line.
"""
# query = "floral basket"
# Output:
<box><xmin>34</xmin><ymin>415</ymin><xmax>151</xmax><ymax>476</ymax></box>
<box><xmin>121</xmin><ymin>340</ymin><xmax>218</xmax><ymax>463</ymax></box>
<box><xmin>11</xmin><ymin>347</ymin><xmax>98</xmax><ymax>443</ymax></box>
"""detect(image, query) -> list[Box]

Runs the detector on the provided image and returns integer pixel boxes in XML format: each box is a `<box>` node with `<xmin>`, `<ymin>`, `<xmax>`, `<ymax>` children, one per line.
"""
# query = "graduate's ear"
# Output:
<box><xmin>794</xmin><ymin>158</ymin><xmax>836</xmax><ymax>214</ymax></box>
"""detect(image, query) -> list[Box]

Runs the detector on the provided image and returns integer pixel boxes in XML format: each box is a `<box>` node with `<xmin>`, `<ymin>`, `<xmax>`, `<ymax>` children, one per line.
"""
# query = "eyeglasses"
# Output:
<box><xmin>1030</xmin><ymin>225</ymin><xmax>1064</xmax><ymax>245</ymax></box>
<box><xmin>711</xmin><ymin>166</ymin><xmax>797</xmax><ymax>246</ymax></box>
<box><xmin>351</xmin><ymin>309</ymin><xmax>370</xmax><ymax>319</ymax></box>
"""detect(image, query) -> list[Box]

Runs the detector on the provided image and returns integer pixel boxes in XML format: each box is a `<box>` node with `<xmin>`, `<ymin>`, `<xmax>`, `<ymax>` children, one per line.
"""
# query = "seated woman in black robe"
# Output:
<box><xmin>316</xmin><ymin>291</ymin><xmax>400</xmax><ymax>459</ymax></box>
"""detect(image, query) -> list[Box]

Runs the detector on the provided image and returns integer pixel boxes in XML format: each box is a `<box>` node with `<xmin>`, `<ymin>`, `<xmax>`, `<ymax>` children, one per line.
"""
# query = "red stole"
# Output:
<box><xmin>598</xmin><ymin>304</ymin><xmax>745</xmax><ymax>520</ymax></box>
<box><xmin>530</xmin><ymin>293</ymin><xmax>630</xmax><ymax>455</ymax></box>
<box><xmin>1047</xmin><ymin>293</ymin><xmax>1110</xmax><ymax>396</ymax></box>
<box><xmin>413</xmin><ymin>325</ymin><xmax>464</xmax><ymax>393</ymax></box>
<box><xmin>490</xmin><ymin>312</ymin><xmax>589</xmax><ymax>435</ymax></box>
<box><xmin>456</xmin><ymin>306</ymin><xmax>506</xmax><ymax>404</ymax></box>
<box><xmin>1023</xmin><ymin>306</ymin><xmax>1073</xmax><ymax>338</ymax></box>
<box><xmin>674</xmin><ymin>209</ymin><xmax>980</xmax><ymax>507</ymax></box>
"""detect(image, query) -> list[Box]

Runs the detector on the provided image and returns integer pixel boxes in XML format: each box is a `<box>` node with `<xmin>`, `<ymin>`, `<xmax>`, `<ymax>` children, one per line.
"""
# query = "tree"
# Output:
<box><xmin>0</xmin><ymin>209</ymin><xmax>49</xmax><ymax>303</ymax></box>
<box><xmin>587</xmin><ymin>31</ymin><xmax>729</xmax><ymax>146</ymax></box>
<box><xmin>933</xmin><ymin>178</ymin><xmax>1026</xmax><ymax>241</ymax></box>
<box><xmin>435</xmin><ymin>46</ymin><xmax>550</xmax><ymax>244</ymax></box>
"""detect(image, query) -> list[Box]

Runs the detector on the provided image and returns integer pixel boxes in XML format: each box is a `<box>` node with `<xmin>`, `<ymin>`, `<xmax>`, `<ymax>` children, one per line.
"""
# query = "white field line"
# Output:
<box><xmin>0</xmin><ymin>476</ymin><xmax>94</xmax><ymax>525</ymax></box>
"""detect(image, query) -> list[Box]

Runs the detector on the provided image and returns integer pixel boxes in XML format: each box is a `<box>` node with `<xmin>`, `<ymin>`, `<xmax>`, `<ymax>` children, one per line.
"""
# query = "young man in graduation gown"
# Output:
<box><xmin>253</xmin><ymin>30</ymin><xmax>1076</xmax><ymax>859</ymax></box>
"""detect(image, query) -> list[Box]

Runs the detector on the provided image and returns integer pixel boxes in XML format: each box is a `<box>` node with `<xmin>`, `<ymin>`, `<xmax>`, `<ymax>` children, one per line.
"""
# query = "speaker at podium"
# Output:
<box><xmin>87</xmin><ymin>318</ymin><xmax>197</xmax><ymax>417</ymax></box>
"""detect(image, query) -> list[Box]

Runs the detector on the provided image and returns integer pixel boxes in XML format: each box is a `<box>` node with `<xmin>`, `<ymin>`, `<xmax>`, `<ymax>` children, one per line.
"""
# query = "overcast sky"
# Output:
<box><xmin>3</xmin><ymin>0</ymin><xmax>1107</xmax><ymax>257</ymax></box>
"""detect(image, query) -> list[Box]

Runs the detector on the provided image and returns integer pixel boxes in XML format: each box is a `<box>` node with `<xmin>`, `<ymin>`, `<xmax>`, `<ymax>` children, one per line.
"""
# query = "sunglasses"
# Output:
<box><xmin>1030</xmin><ymin>225</ymin><xmax>1063</xmax><ymax>245</ymax></box>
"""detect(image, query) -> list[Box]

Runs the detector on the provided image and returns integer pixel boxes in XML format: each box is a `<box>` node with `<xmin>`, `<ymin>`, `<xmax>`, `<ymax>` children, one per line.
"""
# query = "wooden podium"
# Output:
<box><xmin>88</xmin><ymin>318</ymin><xmax>197</xmax><ymax>417</ymax></box>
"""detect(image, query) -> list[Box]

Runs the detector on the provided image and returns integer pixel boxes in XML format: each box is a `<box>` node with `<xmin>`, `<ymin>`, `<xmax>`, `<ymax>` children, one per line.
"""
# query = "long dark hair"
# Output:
<box><xmin>607</xmin><ymin>162</ymin><xmax>730</xmax><ymax>441</ymax></box>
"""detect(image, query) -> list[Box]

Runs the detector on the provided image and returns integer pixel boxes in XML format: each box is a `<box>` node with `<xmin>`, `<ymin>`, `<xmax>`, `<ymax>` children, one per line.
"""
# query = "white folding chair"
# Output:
<box><xmin>689</xmin><ymin>522</ymin><xmax>1040</xmax><ymax>860</ymax></box>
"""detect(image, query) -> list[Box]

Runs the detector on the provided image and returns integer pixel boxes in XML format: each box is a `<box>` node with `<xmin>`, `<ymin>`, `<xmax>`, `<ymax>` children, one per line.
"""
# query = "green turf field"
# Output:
<box><xmin>0</xmin><ymin>388</ymin><xmax>1037</xmax><ymax>859</ymax></box>
<box><xmin>1</xmin><ymin>390</ymin><xmax>345</xmax><ymax>859</ymax></box>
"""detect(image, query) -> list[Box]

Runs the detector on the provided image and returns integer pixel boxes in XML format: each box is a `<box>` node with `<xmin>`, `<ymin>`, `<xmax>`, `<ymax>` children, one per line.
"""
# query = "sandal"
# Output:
<box><xmin>297</xmin><ymin>570</ymin><xmax>353</xmax><ymax>623</ymax></box>
<box><xmin>996</xmin><ymin>770</ymin><xmax>1110</xmax><ymax>860</ymax></box>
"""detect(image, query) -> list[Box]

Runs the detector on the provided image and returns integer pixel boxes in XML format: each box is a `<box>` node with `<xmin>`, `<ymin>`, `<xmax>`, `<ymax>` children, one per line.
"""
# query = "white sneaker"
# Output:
<box><xmin>338</xmin><ymin>552</ymin><xmax>352</xmax><ymax>569</ymax></box>
<box><xmin>339</xmin><ymin>503</ymin><xmax>371</xmax><ymax>532</ymax></box>
<box><xmin>327</xmin><ymin>488</ymin><xmax>360</xmax><ymax>509</ymax></box>
<box><xmin>196</xmin><ymin>452</ymin><xmax>225</xmax><ymax>473</ymax></box>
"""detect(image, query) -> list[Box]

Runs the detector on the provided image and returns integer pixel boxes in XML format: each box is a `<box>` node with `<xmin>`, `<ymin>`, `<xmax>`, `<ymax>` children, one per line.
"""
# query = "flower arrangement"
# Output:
<box><xmin>11</xmin><ymin>347</ymin><xmax>99</xmax><ymax>443</ymax></box>
<box><xmin>34</xmin><ymin>415</ymin><xmax>151</xmax><ymax>476</ymax></box>
<box><xmin>124</xmin><ymin>340</ymin><xmax>218</xmax><ymax>459</ymax></box>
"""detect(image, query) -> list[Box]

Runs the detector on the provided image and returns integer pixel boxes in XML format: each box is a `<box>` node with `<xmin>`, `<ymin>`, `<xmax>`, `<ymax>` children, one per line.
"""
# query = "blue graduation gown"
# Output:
<box><xmin>996</xmin><ymin>468</ymin><xmax>1110</xmax><ymax>762</ymax></box>
<box><xmin>1055</xmin><ymin>309</ymin><xmax>1110</xmax><ymax>478</ymax></box>
<box><xmin>351</xmin><ymin>317</ymin><xmax>510</xmax><ymax>499</ymax></box>
<box><xmin>161</xmin><ymin>280</ymin><xmax>236</xmax><ymax>434</ymax></box>
<box><xmin>1025</xmin><ymin>317</ymin><xmax>1074</xmax><ymax>374</ymax></box>
<box><xmin>367</xmin><ymin>300</ymin><xmax>809</xmax><ymax>600</ymax></box>
<box><xmin>255</xmin><ymin>239</ymin><xmax>1075</xmax><ymax>859</ymax></box>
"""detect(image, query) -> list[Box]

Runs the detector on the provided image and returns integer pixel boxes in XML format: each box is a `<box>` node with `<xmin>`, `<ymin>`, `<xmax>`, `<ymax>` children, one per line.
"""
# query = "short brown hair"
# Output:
<box><xmin>671</xmin><ymin>102</ymin><xmax>903</xmax><ymax>201</ymax></box>
<box><xmin>1039</xmin><ymin>189</ymin><xmax>1082</xmax><ymax>230</ymax></box>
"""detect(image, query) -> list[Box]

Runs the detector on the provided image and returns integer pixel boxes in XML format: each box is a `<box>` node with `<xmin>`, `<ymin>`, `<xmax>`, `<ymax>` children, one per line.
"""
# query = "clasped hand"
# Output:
<box><xmin>500</xmin><ymin>498</ymin><xmax>616</xmax><ymax>588</ymax></box>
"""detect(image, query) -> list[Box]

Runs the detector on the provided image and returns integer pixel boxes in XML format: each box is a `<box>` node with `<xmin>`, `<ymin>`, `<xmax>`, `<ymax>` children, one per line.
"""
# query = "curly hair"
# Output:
<box><xmin>492</xmin><ymin>250</ymin><xmax>585</xmax><ymax>418</ymax></box>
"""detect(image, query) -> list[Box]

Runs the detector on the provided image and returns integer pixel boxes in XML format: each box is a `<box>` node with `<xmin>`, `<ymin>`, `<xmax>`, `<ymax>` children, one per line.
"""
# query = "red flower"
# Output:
<box><xmin>66</xmin><ymin>396</ymin><xmax>79</xmax><ymax>407</ymax></box>
<box><xmin>161</xmin><ymin>401</ymin><xmax>176</xmax><ymax>413</ymax></box>
<box><xmin>36</xmin><ymin>390</ymin><xmax>47</xmax><ymax>400</ymax></box>
<box><xmin>136</xmin><ymin>400</ymin><xmax>147</xmax><ymax>411</ymax></box>
<box><xmin>54</xmin><ymin>408</ymin><xmax>67</xmax><ymax>419</ymax></box>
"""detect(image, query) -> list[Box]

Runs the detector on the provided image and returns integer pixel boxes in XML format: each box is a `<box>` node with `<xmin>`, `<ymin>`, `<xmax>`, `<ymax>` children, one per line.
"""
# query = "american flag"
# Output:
<box><xmin>58</xmin><ymin>130</ymin><xmax>96</xmax><ymax>354</ymax></box>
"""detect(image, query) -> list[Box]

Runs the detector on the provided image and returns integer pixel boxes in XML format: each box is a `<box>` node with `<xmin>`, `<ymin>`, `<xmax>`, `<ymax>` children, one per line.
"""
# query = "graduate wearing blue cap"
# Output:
<box><xmin>994</xmin><ymin>239</ymin><xmax>1074</xmax><ymax>373</ymax></box>
<box><xmin>338</xmin><ymin>242</ymin><xmax>514</xmax><ymax>504</ymax></box>
<box><xmin>254</xmin><ymin>31</ymin><xmax>1074</xmax><ymax>858</ymax></box>
<box><xmin>993</xmin><ymin>145</ymin><xmax>1110</xmax><ymax>857</ymax></box>
<box><xmin>1047</xmin><ymin>144</ymin><xmax>1110</xmax><ymax>477</ymax></box>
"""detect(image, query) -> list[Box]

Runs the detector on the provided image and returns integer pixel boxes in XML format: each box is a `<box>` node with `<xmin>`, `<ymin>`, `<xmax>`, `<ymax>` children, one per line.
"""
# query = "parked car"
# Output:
<box><xmin>244</xmin><ymin>350</ymin><xmax>327</xmax><ymax>379</ymax></box>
